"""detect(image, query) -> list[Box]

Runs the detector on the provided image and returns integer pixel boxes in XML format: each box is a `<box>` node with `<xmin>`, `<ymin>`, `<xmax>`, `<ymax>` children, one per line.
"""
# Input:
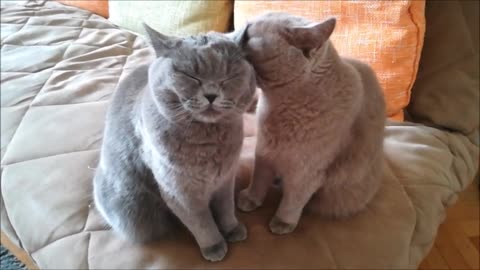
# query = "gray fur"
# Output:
<box><xmin>237</xmin><ymin>13</ymin><xmax>386</xmax><ymax>234</ymax></box>
<box><xmin>93</xmin><ymin>24</ymin><xmax>255</xmax><ymax>261</ymax></box>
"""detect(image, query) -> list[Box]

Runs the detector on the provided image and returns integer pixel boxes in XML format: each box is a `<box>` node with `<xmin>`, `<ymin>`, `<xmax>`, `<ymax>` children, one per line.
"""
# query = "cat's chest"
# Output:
<box><xmin>142</xmin><ymin>121</ymin><xmax>242</xmax><ymax>177</ymax></box>
<box><xmin>259</xmin><ymin>101</ymin><xmax>322</xmax><ymax>144</ymax></box>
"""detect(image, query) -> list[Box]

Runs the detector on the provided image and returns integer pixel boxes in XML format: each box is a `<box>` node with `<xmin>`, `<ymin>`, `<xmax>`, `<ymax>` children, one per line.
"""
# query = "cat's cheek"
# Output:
<box><xmin>240</xmin><ymin>80</ymin><xmax>257</xmax><ymax>108</ymax></box>
<box><xmin>237</xmin><ymin>94</ymin><xmax>253</xmax><ymax>111</ymax></box>
<box><xmin>173</xmin><ymin>86</ymin><xmax>196</xmax><ymax>101</ymax></box>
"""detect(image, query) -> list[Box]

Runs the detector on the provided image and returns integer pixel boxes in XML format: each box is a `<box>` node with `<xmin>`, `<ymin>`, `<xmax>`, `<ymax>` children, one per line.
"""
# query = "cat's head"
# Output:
<box><xmin>144</xmin><ymin>24</ymin><xmax>255</xmax><ymax>123</ymax></box>
<box><xmin>240</xmin><ymin>12</ymin><xmax>336</xmax><ymax>89</ymax></box>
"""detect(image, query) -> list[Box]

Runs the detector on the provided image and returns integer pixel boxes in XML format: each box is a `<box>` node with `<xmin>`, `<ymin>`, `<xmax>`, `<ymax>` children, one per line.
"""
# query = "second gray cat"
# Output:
<box><xmin>237</xmin><ymin>13</ymin><xmax>386</xmax><ymax>235</ymax></box>
<box><xmin>93</xmin><ymin>24</ymin><xmax>255</xmax><ymax>262</ymax></box>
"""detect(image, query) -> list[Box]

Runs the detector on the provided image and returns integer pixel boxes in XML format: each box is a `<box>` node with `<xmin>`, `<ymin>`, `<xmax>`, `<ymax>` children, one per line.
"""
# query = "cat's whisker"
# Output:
<box><xmin>174</xmin><ymin>110</ymin><xmax>191</xmax><ymax>122</ymax></box>
<box><xmin>167</xmin><ymin>105</ymin><xmax>185</xmax><ymax>113</ymax></box>
<box><xmin>169</xmin><ymin>108</ymin><xmax>192</xmax><ymax>123</ymax></box>
<box><xmin>169</xmin><ymin>109</ymin><xmax>186</xmax><ymax>117</ymax></box>
<box><xmin>219</xmin><ymin>100</ymin><xmax>235</xmax><ymax>105</ymax></box>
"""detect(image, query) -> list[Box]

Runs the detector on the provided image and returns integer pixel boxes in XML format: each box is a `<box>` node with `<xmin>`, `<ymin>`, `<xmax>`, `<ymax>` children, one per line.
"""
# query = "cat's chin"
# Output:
<box><xmin>194</xmin><ymin>115</ymin><xmax>223</xmax><ymax>123</ymax></box>
<box><xmin>194</xmin><ymin>111</ymin><xmax>224</xmax><ymax>123</ymax></box>
<box><xmin>191</xmin><ymin>107</ymin><xmax>225</xmax><ymax>123</ymax></box>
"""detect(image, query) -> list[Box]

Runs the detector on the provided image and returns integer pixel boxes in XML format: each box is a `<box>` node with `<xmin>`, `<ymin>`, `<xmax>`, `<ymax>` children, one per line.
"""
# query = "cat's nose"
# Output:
<box><xmin>204</xmin><ymin>94</ymin><xmax>218</xmax><ymax>104</ymax></box>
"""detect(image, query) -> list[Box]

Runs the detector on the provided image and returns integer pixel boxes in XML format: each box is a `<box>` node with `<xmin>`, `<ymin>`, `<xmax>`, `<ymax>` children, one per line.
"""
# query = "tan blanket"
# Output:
<box><xmin>1</xmin><ymin>2</ymin><xmax>478</xmax><ymax>269</ymax></box>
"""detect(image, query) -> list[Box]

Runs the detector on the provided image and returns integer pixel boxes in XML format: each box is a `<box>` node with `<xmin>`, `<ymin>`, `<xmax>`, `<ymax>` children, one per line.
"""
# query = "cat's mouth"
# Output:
<box><xmin>202</xmin><ymin>106</ymin><xmax>221</xmax><ymax>116</ymax></box>
<box><xmin>193</xmin><ymin>106</ymin><xmax>224</xmax><ymax>123</ymax></box>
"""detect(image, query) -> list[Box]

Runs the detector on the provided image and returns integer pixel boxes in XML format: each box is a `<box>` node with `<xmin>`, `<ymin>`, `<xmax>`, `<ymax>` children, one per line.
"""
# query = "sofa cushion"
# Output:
<box><xmin>108</xmin><ymin>0</ymin><xmax>232</xmax><ymax>37</ymax></box>
<box><xmin>406</xmin><ymin>1</ymin><xmax>479</xmax><ymax>145</ymax></box>
<box><xmin>234</xmin><ymin>0</ymin><xmax>426</xmax><ymax>121</ymax></box>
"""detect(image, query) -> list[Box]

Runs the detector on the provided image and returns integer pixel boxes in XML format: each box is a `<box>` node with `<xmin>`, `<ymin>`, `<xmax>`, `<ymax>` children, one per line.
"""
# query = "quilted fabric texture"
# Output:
<box><xmin>234</xmin><ymin>0</ymin><xmax>426</xmax><ymax>121</ymax></box>
<box><xmin>0</xmin><ymin>2</ymin><xmax>478</xmax><ymax>269</ymax></box>
<box><xmin>108</xmin><ymin>0</ymin><xmax>232</xmax><ymax>37</ymax></box>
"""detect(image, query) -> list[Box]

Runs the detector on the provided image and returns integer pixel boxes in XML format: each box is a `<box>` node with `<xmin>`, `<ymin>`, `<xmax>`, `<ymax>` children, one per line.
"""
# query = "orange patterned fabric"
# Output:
<box><xmin>234</xmin><ymin>1</ymin><xmax>426</xmax><ymax>120</ymax></box>
<box><xmin>57</xmin><ymin>0</ymin><xmax>109</xmax><ymax>18</ymax></box>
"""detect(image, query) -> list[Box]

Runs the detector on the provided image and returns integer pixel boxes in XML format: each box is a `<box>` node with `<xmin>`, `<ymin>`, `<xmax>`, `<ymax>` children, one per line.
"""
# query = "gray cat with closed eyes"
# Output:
<box><xmin>93</xmin><ymin>24</ymin><xmax>255</xmax><ymax>262</ymax></box>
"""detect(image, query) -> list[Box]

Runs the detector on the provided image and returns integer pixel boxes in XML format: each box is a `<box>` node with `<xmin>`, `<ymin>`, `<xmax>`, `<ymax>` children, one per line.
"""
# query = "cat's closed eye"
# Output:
<box><xmin>219</xmin><ymin>74</ymin><xmax>240</xmax><ymax>87</ymax></box>
<box><xmin>175</xmin><ymin>70</ymin><xmax>202</xmax><ymax>85</ymax></box>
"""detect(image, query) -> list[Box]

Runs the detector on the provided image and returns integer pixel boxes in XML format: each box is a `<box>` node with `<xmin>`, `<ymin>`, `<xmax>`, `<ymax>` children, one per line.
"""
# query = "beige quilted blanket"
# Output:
<box><xmin>1</xmin><ymin>2</ymin><xmax>478</xmax><ymax>269</ymax></box>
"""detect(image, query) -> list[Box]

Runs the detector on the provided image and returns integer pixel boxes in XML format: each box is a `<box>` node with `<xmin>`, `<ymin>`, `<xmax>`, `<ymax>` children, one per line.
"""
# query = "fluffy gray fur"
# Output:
<box><xmin>237</xmin><ymin>13</ymin><xmax>386</xmax><ymax>234</ymax></box>
<box><xmin>93</xmin><ymin>24</ymin><xmax>256</xmax><ymax>262</ymax></box>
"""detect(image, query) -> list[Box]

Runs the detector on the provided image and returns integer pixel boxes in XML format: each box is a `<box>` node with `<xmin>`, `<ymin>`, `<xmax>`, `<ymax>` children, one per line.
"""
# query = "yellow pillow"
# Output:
<box><xmin>109</xmin><ymin>1</ymin><xmax>232</xmax><ymax>37</ymax></box>
<box><xmin>234</xmin><ymin>0</ymin><xmax>426</xmax><ymax>120</ymax></box>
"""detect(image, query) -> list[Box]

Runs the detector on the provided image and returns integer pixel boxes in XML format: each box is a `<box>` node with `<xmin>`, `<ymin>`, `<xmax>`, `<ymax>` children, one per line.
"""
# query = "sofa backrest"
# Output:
<box><xmin>406</xmin><ymin>0</ymin><xmax>479</xmax><ymax>145</ymax></box>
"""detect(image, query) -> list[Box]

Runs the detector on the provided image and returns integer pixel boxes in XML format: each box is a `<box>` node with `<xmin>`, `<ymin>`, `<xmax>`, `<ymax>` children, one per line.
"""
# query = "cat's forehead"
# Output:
<box><xmin>181</xmin><ymin>33</ymin><xmax>237</xmax><ymax>53</ymax></box>
<box><xmin>172</xmin><ymin>35</ymin><xmax>243</xmax><ymax>74</ymax></box>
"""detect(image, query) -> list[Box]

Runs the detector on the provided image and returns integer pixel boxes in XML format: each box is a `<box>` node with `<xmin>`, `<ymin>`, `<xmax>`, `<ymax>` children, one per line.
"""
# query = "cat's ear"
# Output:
<box><xmin>226</xmin><ymin>23</ymin><xmax>250</xmax><ymax>48</ymax></box>
<box><xmin>285</xmin><ymin>17</ymin><xmax>336</xmax><ymax>54</ymax></box>
<box><xmin>142</xmin><ymin>22</ymin><xmax>178</xmax><ymax>57</ymax></box>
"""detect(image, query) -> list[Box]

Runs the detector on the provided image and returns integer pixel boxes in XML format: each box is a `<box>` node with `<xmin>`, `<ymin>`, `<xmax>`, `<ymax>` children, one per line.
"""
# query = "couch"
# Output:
<box><xmin>1</xmin><ymin>1</ymin><xmax>478</xmax><ymax>269</ymax></box>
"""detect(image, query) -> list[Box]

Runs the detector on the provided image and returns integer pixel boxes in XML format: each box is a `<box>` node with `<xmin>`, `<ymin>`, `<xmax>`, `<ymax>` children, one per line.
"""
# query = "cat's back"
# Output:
<box><xmin>108</xmin><ymin>64</ymin><xmax>149</xmax><ymax>121</ymax></box>
<box><xmin>101</xmin><ymin>64</ymin><xmax>150</xmax><ymax>161</ymax></box>
<box><xmin>343</xmin><ymin>58</ymin><xmax>385</xmax><ymax>111</ymax></box>
<box><xmin>342</xmin><ymin>57</ymin><xmax>386</xmax><ymax>138</ymax></box>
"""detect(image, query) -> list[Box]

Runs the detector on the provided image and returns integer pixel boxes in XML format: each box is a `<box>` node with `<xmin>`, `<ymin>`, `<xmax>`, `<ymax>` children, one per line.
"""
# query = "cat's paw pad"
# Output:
<box><xmin>269</xmin><ymin>216</ymin><xmax>297</xmax><ymax>235</ymax></box>
<box><xmin>237</xmin><ymin>190</ymin><xmax>260</xmax><ymax>212</ymax></box>
<box><xmin>226</xmin><ymin>223</ymin><xmax>247</xmax><ymax>243</ymax></box>
<box><xmin>200</xmin><ymin>240</ymin><xmax>228</xmax><ymax>262</ymax></box>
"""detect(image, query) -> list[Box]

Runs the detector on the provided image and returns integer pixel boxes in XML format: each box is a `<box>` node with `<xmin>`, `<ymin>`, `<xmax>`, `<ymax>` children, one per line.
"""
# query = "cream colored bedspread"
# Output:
<box><xmin>1</xmin><ymin>2</ymin><xmax>478</xmax><ymax>269</ymax></box>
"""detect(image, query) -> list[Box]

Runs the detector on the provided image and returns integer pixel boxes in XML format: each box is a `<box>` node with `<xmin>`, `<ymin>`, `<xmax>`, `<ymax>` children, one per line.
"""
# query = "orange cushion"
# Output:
<box><xmin>57</xmin><ymin>0</ymin><xmax>109</xmax><ymax>18</ymax></box>
<box><xmin>234</xmin><ymin>0</ymin><xmax>426</xmax><ymax>120</ymax></box>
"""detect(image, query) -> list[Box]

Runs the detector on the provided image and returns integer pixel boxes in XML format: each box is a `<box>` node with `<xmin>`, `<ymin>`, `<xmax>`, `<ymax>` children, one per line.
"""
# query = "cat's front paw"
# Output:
<box><xmin>237</xmin><ymin>189</ymin><xmax>260</xmax><ymax>212</ymax></box>
<box><xmin>269</xmin><ymin>216</ymin><xmax>297</xmax><ymax>235</ymax></box>
<box><xmin>226</xmin><ymin>223</ymin><xmax>247</xmax><ymax>243</ymax></box>
<box><xmin>200</xmin><ymin>240</ymin><xmax>228</xmax><ymax>262</ymax></box>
